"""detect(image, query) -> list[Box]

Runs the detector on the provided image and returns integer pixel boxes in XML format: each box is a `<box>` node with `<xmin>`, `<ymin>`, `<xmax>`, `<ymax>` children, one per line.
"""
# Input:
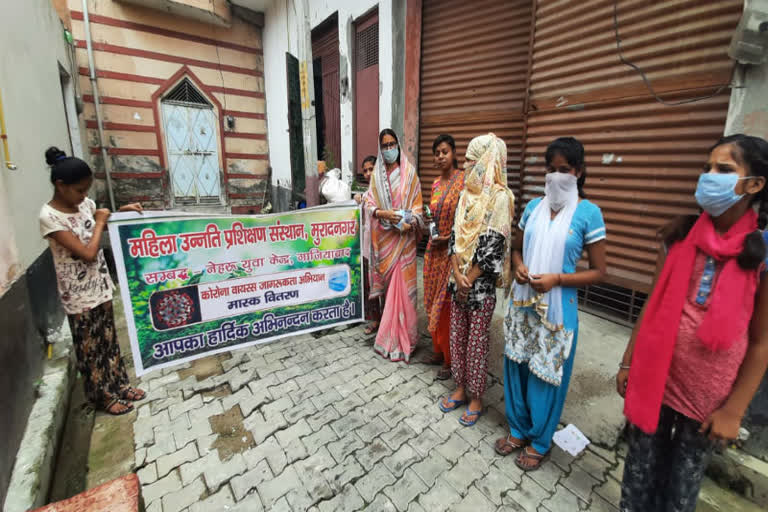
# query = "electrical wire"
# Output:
<box><xmin>209</xmin><ymin>0</ymin><xmax>227</xmax><ymax>113</ymax></box>
<box><xmin>613</xmin><ymin>0</ymin><xmax>734</xmax><ymax>106</ymax></box>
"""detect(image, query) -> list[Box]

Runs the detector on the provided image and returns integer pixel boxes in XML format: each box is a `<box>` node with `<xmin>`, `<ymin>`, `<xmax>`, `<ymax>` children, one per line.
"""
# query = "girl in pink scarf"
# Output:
<box><xmin>617</xmin><ymin>134</ymin><xmax>768</xmax><ymax>512</ymax></box>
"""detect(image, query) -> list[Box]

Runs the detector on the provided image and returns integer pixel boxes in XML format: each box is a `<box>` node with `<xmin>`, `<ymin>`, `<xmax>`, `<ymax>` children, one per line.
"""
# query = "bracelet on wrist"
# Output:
<box><xmin>619</xmin><ymin>363</ymin><xmax>631</xmax><ymax>370</ymax></box>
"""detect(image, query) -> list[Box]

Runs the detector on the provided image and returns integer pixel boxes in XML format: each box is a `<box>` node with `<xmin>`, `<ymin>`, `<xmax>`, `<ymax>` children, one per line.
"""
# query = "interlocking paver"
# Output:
<box><xmin>502</xmin><ymin>474</ymin><xmax>551</xmax><ymax>512</ymax></box>
<box><xmin>128</xmin><ymin>324</ymin><xmax>630</xmax><ymax>511</ymax></box>
<box><xmin>142</xmin><ymin>469</ymin><xmax>183</xmax><ymax>506</ymax></box>
<box><xmin>324</xmin><ymin>455</ymin><xmax>365</xmax><ymax>492</ymax></box>
<box><xmin>541</xmin><ymin>483</ymin><xmax>585</xmax><ymax>511</ymax></box>
<box><xmin>317</xmin><ymin>484</ymin><xmax>365</xmax><ymax>512</ymax></box>
<box><xmin>231</xmin><ymin>459</ymin><xmax>272</xmax><ymax>501</ymax></box>
<box><xmin>383</xmin><ymin>468</ymin><xmax>427</xmax><ymax>511</ymax></box>
<box><xmin>453</xmin><ymin>484</ymin><xmax>497</xmax><ymax>512</ymax></box>
<box><xmin>382</xmin><ymin>443</ymin><xmax>422</xmax><ymax>478</ymax></box>
<box><xmin>355</xmin><ymin>463</ymin><xmax>396</xmax><ymax>502</ymax></box>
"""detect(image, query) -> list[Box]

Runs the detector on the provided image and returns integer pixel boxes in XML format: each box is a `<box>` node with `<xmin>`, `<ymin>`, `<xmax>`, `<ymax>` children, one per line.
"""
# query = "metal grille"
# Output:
<box><xmin>579</xmin><ymin>283</ymin><xmax>647</xmax><ymax>327</ymax></box>
<box><xmin>355</xmin><ymin>23</ymin><xmax>379</xmax><ymax>71</ymax></box>
<box><xmin>163</xmin><ymin>78</ymin><xmax>212</xmax><ymax>107</ymax></box>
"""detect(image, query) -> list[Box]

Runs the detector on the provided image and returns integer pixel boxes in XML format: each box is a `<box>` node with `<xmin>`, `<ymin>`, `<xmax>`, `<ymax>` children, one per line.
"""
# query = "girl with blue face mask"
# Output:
<box><xmin>617</xmin><ymin>134</ymin><xmax>768</xmax><ymax>512</ymax></box>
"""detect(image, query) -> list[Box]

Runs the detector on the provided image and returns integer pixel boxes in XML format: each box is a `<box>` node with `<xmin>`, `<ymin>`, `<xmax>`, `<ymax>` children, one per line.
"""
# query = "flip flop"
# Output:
<box><xmin>494</xmin><ymin>435</ymin><xmax>527</xmax><ymax>456</ymax></box>
<box><xmin>438</xmin><ymin>397</ymin><xmax>467</xmax><ymax>413</ymax></box>
<box><xmin>435</xmin><ymin>366</ymin><xmax>452</xmax><ymax>380</ymax></box>
<box><xmin>515</xmin><ymin>446</ymin><xmax>550</xmax><ymax>472</ymax></box>
<box><xmin>458</xmin><ymin>407</ymin><xmax>483</xmax><ymax>427</ymax></box>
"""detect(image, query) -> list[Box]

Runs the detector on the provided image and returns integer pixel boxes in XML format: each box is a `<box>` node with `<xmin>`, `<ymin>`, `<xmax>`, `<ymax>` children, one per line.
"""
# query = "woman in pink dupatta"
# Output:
<box><xmin>363</xmin><ymin>129</ymin><xmax>424</xmax><ymax>362</ymax></box>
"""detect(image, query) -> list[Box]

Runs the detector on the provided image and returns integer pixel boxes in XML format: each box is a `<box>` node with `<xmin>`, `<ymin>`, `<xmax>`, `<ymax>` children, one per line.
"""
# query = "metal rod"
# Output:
<box><xmin>0</xmin><ymin>89</ymin><xmax>16</xmax><ymax>170</ymax></box>
<box><xmin>82</xmin><ymin>0</ymin><xmax>116</xmax><ymax>211</ymax></box>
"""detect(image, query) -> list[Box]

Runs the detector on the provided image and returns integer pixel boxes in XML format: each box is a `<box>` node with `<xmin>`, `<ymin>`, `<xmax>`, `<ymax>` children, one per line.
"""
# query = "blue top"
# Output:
<box><xmin>518</xmin><ymin>197</ymin><xmax>606</xmax><ymax>331</ymax></box>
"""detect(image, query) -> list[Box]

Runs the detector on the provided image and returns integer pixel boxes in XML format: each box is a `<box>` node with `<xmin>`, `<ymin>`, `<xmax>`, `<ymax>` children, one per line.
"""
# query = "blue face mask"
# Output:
<box><xmin>694</xmin><ymin>173</ymin><xmax>749</xmax><ymax>217</ymax></box>
<box><xmin>381</xmin><ymin>147</ymin><xmax>399</xmax><ymax>164</ymax></box>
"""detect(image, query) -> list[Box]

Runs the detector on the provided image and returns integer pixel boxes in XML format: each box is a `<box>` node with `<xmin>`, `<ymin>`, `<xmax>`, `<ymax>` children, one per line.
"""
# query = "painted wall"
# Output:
<box><xmin>0</xmin><ymin>0</ymin><xmax>76</xmax><ymax>504</ymax></box>
<box><xmin>263</xmin><ymin>0</ymin><xmax>401</xmax><ymax>194</ymax></box>
<box><xmin>67</xmin><ymin>0</ymin><xmax>269</xmax><ymax>214</ymax></box>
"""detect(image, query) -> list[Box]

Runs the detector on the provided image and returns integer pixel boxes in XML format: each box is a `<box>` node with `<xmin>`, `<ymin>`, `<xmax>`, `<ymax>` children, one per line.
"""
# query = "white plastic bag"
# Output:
<box><xmin>320</xmin><ymin>169</ymin><xmax>351</xmax><ymax>203</ymax></box>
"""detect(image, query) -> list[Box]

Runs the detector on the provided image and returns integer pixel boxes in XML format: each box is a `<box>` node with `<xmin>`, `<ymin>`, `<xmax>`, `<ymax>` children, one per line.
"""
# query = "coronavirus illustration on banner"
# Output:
<box><xmin>107</xmin><ymin>204</ymin><xmax>363</xmax><ymax>376</ymax></box>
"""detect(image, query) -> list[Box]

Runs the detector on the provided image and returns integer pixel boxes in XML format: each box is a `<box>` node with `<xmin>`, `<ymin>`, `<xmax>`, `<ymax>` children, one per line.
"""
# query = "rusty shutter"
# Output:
<box><xmin>522</xmin><ymin>0</ymin><xmax>742</xmax><ymax>293</ymax></box>
<box><xmin>418</xmin><ymin>0</ymin><xmax>533</xmax><ymax>203</ymax></box>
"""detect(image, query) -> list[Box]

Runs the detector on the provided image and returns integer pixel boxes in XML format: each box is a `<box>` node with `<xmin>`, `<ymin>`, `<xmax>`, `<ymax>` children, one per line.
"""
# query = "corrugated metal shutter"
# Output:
<box><xmin>522</xmin><ymin>0</ymin><xmax>741</xmax><ymax>293</ymax></box>
<box><xmin>418</xmin><ymin>0</ymin><xmax>533</xmax><ymax>203</ymax></box>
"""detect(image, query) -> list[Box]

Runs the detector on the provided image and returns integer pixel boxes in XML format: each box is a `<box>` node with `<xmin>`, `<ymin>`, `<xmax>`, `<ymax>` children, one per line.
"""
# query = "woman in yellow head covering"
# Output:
<box><xmin>438</xmin><ymin>133</ymin><xmax>515</xmax><ymax>427</ymax></box>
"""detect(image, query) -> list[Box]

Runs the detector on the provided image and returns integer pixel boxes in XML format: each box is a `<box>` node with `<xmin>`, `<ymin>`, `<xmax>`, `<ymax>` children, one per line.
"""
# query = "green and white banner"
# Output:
<box><xmin>108</xmin><ymin>204</ymin><xmax>363</xmax><ymax>376</ymax></box>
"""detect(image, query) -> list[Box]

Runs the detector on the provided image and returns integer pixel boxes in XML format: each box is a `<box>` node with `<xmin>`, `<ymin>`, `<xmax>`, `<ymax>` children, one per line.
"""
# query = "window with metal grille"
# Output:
<box><xmin>355</xmin><ymin>23</ymin><xmax>378</xmax><ymax>71</ymax></box>
<box><xmin>163</xmin><ymin>78</ymin><xmax>212</xmax><ymax>108</ymax></box>
<box><xmin>578</xmin><ymin>283</ymin><xmax>648</xmax><ymax>327</ymax></box>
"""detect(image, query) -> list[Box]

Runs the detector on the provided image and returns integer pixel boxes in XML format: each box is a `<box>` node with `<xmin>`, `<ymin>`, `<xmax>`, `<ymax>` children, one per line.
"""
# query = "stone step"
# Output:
<box><xmin>706</xmin><ymin>447</ymin><xmax>768</xmax><ymax>508</ymax></box>
<box><xmin>697</xmin><ymin>477</ymin><xmax>764</xmax><ymax>512</ymax></box>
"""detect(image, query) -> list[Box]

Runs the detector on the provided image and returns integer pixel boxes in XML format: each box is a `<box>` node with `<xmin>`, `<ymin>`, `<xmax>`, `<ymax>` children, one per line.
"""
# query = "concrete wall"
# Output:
<box><xmin>67</xmin><ymin>0</ymin><xmax>268</xmax><ymax>213</ymax></box>
<box><xmin>262</xmin><ymin>0</ymin><xmax>402</xmax><ymax>199</ymax></box>
<box><xmin>0</xmin><ymin>0</ymin><xmax>77</xmax><ymax>504</ymax></box>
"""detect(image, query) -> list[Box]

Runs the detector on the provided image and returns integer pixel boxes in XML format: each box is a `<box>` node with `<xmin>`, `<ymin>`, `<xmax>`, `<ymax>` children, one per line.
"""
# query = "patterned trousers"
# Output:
<box><xmin>449</xmin><ymin>296</ymin><xmax>495</xmax><ymax>397</ymax></box>
<box><xmin>68</xmin><ymin>301</ymin><xmax>130</xmax><ymax>407</ymax></box>
<box><xmin>620</xmin><ymin>405</ymin><xmax>715</xmax><ymax>512</ymax></box>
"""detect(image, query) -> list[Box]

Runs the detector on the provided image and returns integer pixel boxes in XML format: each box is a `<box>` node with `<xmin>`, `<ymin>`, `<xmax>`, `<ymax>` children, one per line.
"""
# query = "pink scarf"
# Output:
<box><xmin>624</xmin><ymin>210</ymin><xmax>758</xmax><ymax>434</ymax></box>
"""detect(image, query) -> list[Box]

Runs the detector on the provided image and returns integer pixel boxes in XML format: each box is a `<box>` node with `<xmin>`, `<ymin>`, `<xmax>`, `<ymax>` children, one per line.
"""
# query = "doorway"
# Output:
<box><xmin>354</xmin><ymin>10</ymin><xmax>379</xmax><ymax>173</ymax></box>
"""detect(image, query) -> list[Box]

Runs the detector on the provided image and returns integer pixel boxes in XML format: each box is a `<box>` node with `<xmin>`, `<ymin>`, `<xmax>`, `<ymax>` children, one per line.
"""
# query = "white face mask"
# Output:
<box><xmin>545</xmin><ymin>172</ymin><xmax>578</xmax><ymax>212</ymax></box>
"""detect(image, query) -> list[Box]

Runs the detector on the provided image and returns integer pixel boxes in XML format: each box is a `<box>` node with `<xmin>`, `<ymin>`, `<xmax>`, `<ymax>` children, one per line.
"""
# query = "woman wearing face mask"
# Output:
<box><xmin>617</xmin><ymin>134</ymin><xmax>768</xmax><ymax>512</ymax></box>
<box><xmin>496</xmin><ymin>137</ymin><xmax>606</xmax><ymax>470</ymax></box>
<box><xmin>438</xmin><ymin>134</ymin><xmax>514</xmax><ymax>426</ymax></box>
<box><xmin>364</xmin><ymin>129</ymin><xmax>424</xmax><ymax>362</ymax></box>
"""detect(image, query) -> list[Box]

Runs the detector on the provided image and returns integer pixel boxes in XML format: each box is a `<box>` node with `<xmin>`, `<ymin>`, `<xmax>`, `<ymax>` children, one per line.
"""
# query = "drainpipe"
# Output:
<box><xmin>0</xmin><ymin>89</ymin><xmax>16</xmax><ymax>170</ymax></box>
<box><xmin>82</xmin><ymin>0</ymin><xmax>116</xmax><ymax>211</ymax></box>
<box><xmin>297</xmin><ymin>0</ymin><xmax>319</xmax><ymax>206</ymax></box>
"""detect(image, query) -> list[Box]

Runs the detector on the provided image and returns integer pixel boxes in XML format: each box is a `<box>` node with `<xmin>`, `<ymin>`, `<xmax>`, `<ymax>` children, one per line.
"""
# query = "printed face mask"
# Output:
<box><xmin>694</xmin><ymin>173</ymin><xmax>750</xmax><ymax>217</ymax></box>
<box><xmin>381</xmin><ymin>147</ymin><xmax>399</xmax><ymax>164</ymax></box>
<box><xmin>545</xmin><ymin>172</ymin><xmax>578</xmax><ymax>212</ymax></box>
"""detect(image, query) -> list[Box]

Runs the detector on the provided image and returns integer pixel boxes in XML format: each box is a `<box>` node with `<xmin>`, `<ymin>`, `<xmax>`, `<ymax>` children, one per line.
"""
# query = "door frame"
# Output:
<box><xmin>352</xmin><ymin>7</ymin><xmax>380</xmax><ymax>173</ymax></box>
<box><xmin>152</xmin><ymin>66</ymin><xmax>226</xmax><ymax>208</ymax></box>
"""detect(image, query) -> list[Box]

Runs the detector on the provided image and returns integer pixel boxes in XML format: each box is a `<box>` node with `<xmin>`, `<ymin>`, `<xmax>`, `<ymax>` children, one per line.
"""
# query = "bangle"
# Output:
<box><xmin>557</xmin><ymin>274</ymin><xmax>562</xmax><ymax>286</ymax></box>
<box><xmin>619</xmin><ymin>363</ymin><xmax>631</xmax><ymax>370</ymax></box>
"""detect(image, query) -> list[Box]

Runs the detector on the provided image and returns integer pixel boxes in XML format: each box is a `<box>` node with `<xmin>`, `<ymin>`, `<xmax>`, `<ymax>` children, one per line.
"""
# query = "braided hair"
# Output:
<box><xmin>662</xmin><ymin>134</ymin><xmax>768</xmax><ymax>270</ymax></box>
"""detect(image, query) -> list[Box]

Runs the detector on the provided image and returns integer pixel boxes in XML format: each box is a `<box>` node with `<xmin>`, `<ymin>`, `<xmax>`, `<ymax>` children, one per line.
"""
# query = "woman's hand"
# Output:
<box><xmin>529</xmin><ymin>273</ymin><xmax>559</xmax><ymax>293</ymax></box>
<box><xmin>353</xmin><ymin>194</ymin><xmax>362</xmax><ymax>204</ymax></box>
<box><xmin>94</xmin><ymin>208</ymin><xmax>111</xmax><ymax>225</ymax></box>
<box><xmin>430</xmin><ymin>234</ymin><xmax>450</xmax><ymax>248</ymax></box>
<box><xmin>119</xmin><ymin>203</ymin><xmax>143</xmax><ymax>213</ymax></box>
<box><xmin>376</xmin><ymin>209</ymin><xmax>402</xmax><ymax>223</ymax></box>
<box><xmin>616</xmin><ymin>368</ymin><xmax>629</xmax><ymax>398</ymax></box>
<box><xmin>700</xmin><ymin>407</ymin><xmax>743</xmax><ymax>442</ymax></box>
<box><xmin>515</xmin><ymin>263</ymin><xmax>530</xmax><ymax>284</ymax></box>
<box><xmin>401</xmin><ymin>222</ymin><xmax>412</xmax><ymax>233</ymax></box>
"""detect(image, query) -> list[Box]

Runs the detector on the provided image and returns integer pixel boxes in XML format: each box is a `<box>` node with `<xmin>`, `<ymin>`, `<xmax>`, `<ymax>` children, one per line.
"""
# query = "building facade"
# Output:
<box><xmin>69</xmin><ymin>0</ymin><xmax>269</xmax><ymax>214</ymax></box>
<box><xmin>0</xmin><ymin>0</ymin><xmax>81</xmax><ymax>503</ymax></box>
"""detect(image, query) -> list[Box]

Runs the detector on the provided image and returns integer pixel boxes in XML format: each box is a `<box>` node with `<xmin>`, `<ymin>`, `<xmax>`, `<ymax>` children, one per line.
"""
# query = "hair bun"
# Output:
<box><xmin>45</xmin><ymin>146</ymin><xmax>66</xmax><ymax>165</ymax></box>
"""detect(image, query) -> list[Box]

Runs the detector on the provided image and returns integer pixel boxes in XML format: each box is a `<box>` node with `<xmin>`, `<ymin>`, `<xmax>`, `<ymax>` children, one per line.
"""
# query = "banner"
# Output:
<box><xmin>108</xmin><ymin>204</ymin><xmax>363</xmax><ymax>376</ymax></box>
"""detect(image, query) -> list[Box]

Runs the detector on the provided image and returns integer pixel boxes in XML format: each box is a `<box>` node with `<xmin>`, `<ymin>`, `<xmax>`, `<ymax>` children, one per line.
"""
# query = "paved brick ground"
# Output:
<box><xmin>132</xmin><ymin>325</ymin><xmax>626</xmax><ymax>511</ymax></box>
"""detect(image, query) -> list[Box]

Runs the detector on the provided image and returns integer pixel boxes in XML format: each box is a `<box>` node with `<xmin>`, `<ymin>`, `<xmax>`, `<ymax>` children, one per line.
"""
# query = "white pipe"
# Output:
<box><xmin>82</xmin><ymin>0</ymin><xmax>116</xmax><ymax>211</ymax></box>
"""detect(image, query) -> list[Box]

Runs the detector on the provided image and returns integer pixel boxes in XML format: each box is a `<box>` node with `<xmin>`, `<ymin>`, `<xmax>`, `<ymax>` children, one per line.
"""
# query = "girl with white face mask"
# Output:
<box><xmin>496</xmin><ymin>137</ymin><xmax>607</xmax><ymax>471</ymax></box>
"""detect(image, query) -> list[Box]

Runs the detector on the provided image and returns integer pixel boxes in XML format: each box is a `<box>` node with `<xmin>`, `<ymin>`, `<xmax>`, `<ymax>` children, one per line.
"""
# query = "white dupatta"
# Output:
<box><xmin>504</xmin><ymin>188</ymin><xmax>578</xmax><ymax>386</ymax></box>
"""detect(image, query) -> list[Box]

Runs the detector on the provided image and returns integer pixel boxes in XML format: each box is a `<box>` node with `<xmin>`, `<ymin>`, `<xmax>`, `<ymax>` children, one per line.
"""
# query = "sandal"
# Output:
<box><xmin>515</xmin><ymin>446</ymin><xmax>550</xmax><ymax>472</ymax></box>
<box><xmin>435</xmin><ymin>366</ymin><xmax>452</xmax><ymax>380</ymax></box>
<box><xmin>438</xmin><ymin>397</ymin><xmax>467</xmax><ymax>413</ymax></box>
<box><xmin>458</xmin><ymin>407</ymin><xmax>483</xmax><ymax>427</ymax></box>
<box><xmin>121</xmin><ymin>387</ymin><xmax>146</xmax><ymax>401</ymax></box>
<box><xmin>364</xmin><ymin>322</ymin><xmax>379</xmax><ymax>335</ymax></box>
<box><xmin>104</xmin><ymin>397</ymin><xmax>134</xmax><ymax>416</ymax></box>
<box><xmin>495</xmin><ymin>434</ymin><xmax>527</xmax><ymax>456</ymax></box>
